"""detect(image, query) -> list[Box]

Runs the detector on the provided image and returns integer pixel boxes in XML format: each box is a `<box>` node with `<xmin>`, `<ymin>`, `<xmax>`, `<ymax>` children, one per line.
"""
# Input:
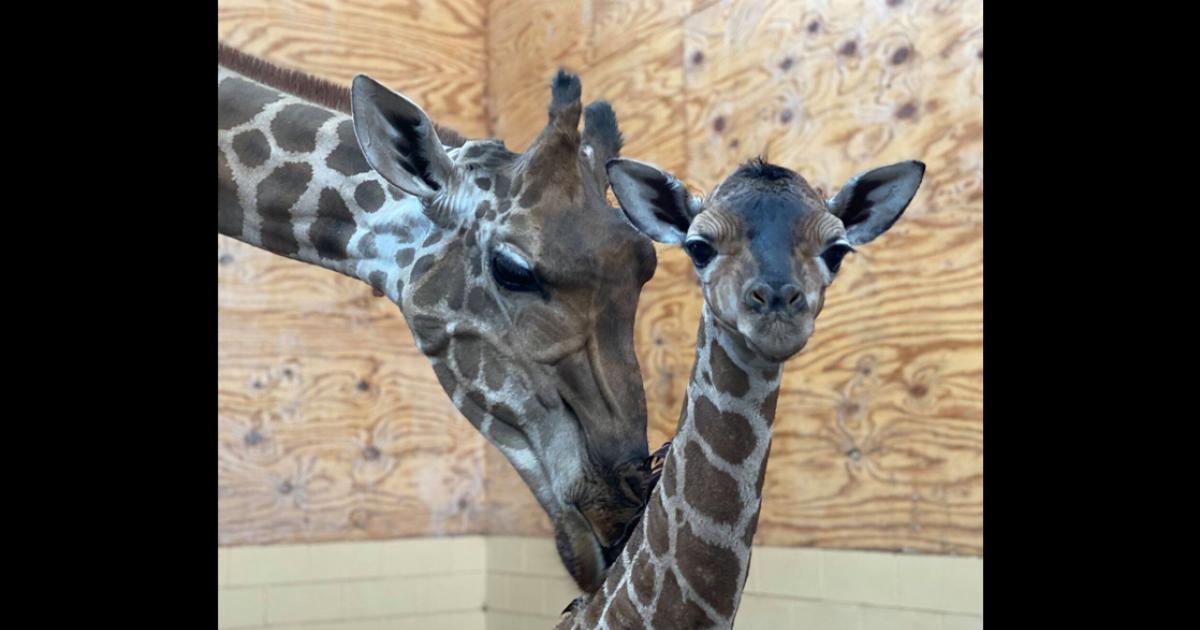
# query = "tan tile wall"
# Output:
<box><xmin>217</xmin><ymin>537</ymin><xmax>486</xmax><ymax>630</ymax></box>
<box><xmin>219</xmin><ymin>536</ymin><xmax>982</xmax><ymax>629</ymax></box>
<box><xmin>482</xmin><ymin>537</ymin><xmax>982</xmax><ymax>630</ymax></box>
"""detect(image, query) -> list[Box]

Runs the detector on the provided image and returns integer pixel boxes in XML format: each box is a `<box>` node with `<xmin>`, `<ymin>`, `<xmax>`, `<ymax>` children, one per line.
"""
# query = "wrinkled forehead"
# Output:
<box><xmin>701</xmin><ymin>165</ymin><xmax>844</xmax><ymax>244</ymax></box>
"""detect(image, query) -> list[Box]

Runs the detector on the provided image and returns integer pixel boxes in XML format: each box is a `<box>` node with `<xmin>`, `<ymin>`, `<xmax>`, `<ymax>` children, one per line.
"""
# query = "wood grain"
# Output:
<box><xmin>217</xmin><ymin>0</ymin><xmax>489</xmax><ymax>137</ymax></box>
<box><xmin>217</xmin><ymin>0</ymin><xmax>492</xmax><ymax>545</ymax></box>
<box><xmin>218</xmin><ymin>0</ymin><xmax>983</xmax><ymax>555</ymax></box>
<box><xmin>483</xmin><ymin>0</ymin><xmax>983</xmax><ymax>555</ymax></box>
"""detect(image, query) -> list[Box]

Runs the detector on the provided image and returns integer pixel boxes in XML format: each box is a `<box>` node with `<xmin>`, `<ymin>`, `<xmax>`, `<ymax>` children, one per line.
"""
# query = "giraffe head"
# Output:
<box><xmin>352</xmin><ymin>70</ymin><xmax>657</xmax><ymax>591</ymax></box>
<box><xmin>607</xmin><ymin>157</ymin><xmax>924</xmax><ymax>363</ymax></box>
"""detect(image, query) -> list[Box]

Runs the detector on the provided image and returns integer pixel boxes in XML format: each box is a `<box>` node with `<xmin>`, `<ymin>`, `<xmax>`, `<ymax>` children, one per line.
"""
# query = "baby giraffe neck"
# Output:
<box><xmin>559</xmin><ymin>307</ymin><xmax>783</xmax><ymax>629</ymax></box>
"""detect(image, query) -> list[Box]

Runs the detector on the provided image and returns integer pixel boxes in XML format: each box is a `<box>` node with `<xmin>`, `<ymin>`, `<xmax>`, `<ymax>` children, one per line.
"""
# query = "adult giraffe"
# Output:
<box><xmin>217</xmin><ymin>43</ymin><xmax>658</xmax><ymax>592</ymax></box>
<box><xmin>556</xmin><ymin>156</ymin><xmax>925</xmax><ymax>628</ymax></box>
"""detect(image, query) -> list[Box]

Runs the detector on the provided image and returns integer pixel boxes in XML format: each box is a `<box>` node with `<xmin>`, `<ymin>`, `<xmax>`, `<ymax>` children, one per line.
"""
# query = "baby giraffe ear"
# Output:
<box><xmin>828</xmin><ymin>161</ymin><xmax>925</xmax><ymax>245</ymax></box>
<box><xmin>351</xmin><ymin>75</ymin><xmax>455</xmax><ymax>199</ymax></box>
<box><xmin>605</xmin><ymin>158</ymin><xmax>702</xmax><ymax>245</ymax></box>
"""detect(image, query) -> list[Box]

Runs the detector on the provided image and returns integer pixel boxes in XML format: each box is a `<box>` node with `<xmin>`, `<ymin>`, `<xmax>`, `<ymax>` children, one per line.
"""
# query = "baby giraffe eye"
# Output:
<box><xmin>820</xmin><ymin>242</ymin><xmax>855</xmax><ymax>274</ymax></box>
<box><xmin>685</xmin><ymin>238</ymin><xmax>717</xmax><ymax>268</ymax></box>
<box><xmin>491</xmin><ymin>251</ymin><xmax>542</xmax><ymax>293</ymax></box>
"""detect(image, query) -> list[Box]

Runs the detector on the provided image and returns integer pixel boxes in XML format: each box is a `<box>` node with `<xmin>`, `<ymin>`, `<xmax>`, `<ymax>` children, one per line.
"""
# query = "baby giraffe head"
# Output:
<box><xmin>607</xmin><ymin>157</ymin><xmax>924</xmax><ymax>362</ymax></box>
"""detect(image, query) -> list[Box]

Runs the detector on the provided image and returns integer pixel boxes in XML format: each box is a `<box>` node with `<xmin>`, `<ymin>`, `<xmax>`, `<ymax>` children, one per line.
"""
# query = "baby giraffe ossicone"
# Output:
<box><xmin>555</xmin><ymin>157</ymin><xmax>924</xmax><ymax>628</ymax></box>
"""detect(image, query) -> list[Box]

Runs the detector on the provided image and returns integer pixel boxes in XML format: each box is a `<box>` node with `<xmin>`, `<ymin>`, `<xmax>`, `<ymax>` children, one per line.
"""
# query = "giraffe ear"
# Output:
<box><xmin>827</xmin><ymin>161</ymin><xmax>925</xmax><ymax>246</ymax></box>
<box><xmin>606</xmin><ymin>158</ymin><xmax>702</xmax><ymax>245</ymax></box>
<box><xmin>351</xmin><ymin>75</ymin><xmax>455</xmax><ymax>199</ymax></box>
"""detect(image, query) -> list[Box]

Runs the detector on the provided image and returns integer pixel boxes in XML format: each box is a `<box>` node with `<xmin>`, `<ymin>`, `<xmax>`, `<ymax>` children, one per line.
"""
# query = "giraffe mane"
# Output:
<box><xmin>216</xmin><ymin>41</ymin><xmax>467</xmax><ymax>148</ymax></box>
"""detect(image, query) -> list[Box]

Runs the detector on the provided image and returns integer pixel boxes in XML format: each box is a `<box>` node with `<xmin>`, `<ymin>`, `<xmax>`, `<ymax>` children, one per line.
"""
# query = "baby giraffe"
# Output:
<box><xmin>555</xmin><ymin>157</ymin><xmax>924</xmax><ymax>628</ymax></box>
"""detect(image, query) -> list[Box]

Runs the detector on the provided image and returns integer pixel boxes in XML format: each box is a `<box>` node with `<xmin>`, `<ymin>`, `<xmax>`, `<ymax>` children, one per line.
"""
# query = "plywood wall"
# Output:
<box><xmin>217</xmin><ymin>0</ymin><xmax>491</xmax><ymax>545</ymax></box>
<box><xmin>483</xmin><ymin>0</ymin><xmax>983</xmax><ymax>555</ymax></box>
<box><xmin>218</xmin><ymin>0</ymin><xmax>983</xmax><ymax>556</ymax></box>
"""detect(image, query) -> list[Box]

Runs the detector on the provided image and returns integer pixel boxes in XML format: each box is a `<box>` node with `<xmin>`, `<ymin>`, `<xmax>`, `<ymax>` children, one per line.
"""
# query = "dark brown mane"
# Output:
<box><xmin>217</xmin><ymin>41</ymin><xmax>466</xmax><ymax>148</ymax></box>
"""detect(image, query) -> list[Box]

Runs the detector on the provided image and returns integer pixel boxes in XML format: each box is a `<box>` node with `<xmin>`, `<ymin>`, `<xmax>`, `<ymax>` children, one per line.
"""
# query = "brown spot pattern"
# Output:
<box><xmin>271</xmin><ymin>103</ymin><xmax>333</xmax><ymax>152</ymax></box>
<box><xmin>709</xmin><ymin>340</ymin><xmax>750</xmax><ymax>397</ymax></box>
<box><xmin>676</xmin><ymin>520</ymin><xmax>740</xmax><ymax>618</ymax></box>
<box><xmin>683</xmin><ymin>440</ymin><xmax>743</xmax><ymax>525</ymax></box>
<box><xmin>692</xmin><ymin>396</ymin><xmax>756</xmax><ymax>465</ymax></box>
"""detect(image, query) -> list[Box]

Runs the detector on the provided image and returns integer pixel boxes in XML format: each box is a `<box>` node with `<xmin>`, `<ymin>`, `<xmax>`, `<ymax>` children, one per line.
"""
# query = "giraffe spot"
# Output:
<box><xmin>840</xmin><ymin>41</ymin><xmax>858</xmax><ymax>56</ymax></box>
<box><xmin>475</xmin><ymin>200</ymin><xmax>492</xmax><ymax>221</ymax></box>
<box><xmin>431</xmin><ymin>360</ymin><xmax>457</xmax><ymax>392</ymax></box>
<box><xmin>498</xmin><ymin>199</ymin><xmax>512</xmax><ymax>214</ymax></box>
<box><xmin>624</xmin><ymin>513</ymin><xmax>645</xmax><ymax>555</ymax></box>
<box><xmin>453</xmin><ymin>336</ymin><xmax>482</xmax><ymax>381</ymax></box>
<box><xmin>807</xmin><ymin>20</ymin><xmax>820</xmax><ymax>33</ymax></box>
<box><xmin>396</xmin><ymin>248</ymin><xmax>415</xmax><ymax>268</ymax></box>
<box><xmin>232</xmin><ymin>129</ymin><xmax>271</xmax><ymax>168</ymax></box>
<box><xmin>892</xmin><ymin>46</ymin><xmax>911</xmax><ymax>64</ymax></box>
<box><xmin>464</xmin><ymin>225</ymin><xmax>478</xmax><ymax>249</ymax></box>
<box><xmin>422</xmin><ymin>231</ymin><xmax>443</xmax><ymax>248</ymax></box>
<box><xmin>487</xmin><ymin>415</ymin><xmax>529</xmax><ymax>451</ymax></box>
<box><xmin>310</xmin><ymin>188</ymin><xmax>355</xmax><ymax>260</ymax></box>
<box><xmin>490</xmin><ymin>402</ymin><xmax>520</xmax><ymax>429</ymax></box>
<box><xmin>692</xmin><ymin>396</ymin><xmax>756</xmax><ymax>465</ymax></box>
<box><xmin>676</xmin><ymin>519</ymin><xmax>740</xmax><ymax>617</ymax></box>
<box><xmin>357</xmin><ymin>233</ymin><xmax>379</xmax><ymax>258</ymax></box>
<box><xmin>355</xmin><ymin>180</ymin><xmax>386</xmax><ymax>213</ymax></box>
<box><xmin>483</xmin><ymin>356</ymin><xmax>506</xmax><ymax>392</ymax></box>
<box><xmin>651</xmin><ymin>570</ymin><xmax>713</xmax><ymax>629</ymax></box>
<box><xmin>470</xmin><ymin>252</ymin><xmax>483</xmax><ymax>278</ymax></box>
<box><xmin>518</xmin><ymin>175</ymin><xmax>546</xmax><ymax>208</ymax></box>
<box><xmin>474</xmin><ymin>176</ymin><xmax>492</xmax><ymax>191</ymax></box>
<box><xmin>713</xmin><ymin>116</ymin><xmax>726</xmax><ymax>133</ymax></box>
<box><xmin>602</xmin><ymin>589</ymin><xmax>642</xmax><ymax>628</ymax></box>
<box><xmin>631</xmin><ymin>548</ymin><xmax>656</xmax><ymax>605</ymax></box>
<box><xmin>895</xmin><ymin>102</ymin><xmax>918</xmax><ymax>119</ymax></box>
<box><xmin>464</xmin><ymin>144</ymin><xmax>486</xmax><ymax>159</ymax></box>
<box><xmin>271</xmin><ymin>103</ymin><xmax>334</xmax><ymax>153</ymax></box>
<box><xmin>760</xmin><ymin>388</ymin><xmax>780</xmax><ymax>423</ymax></box>
<box><xmin>647</xmin><ymin>494</ymin><xmax>670</xmax><ymax>556</ymax></box>
<box><xmin>411</xmin><ymin>255</ymin><xmax>436</xmax><ymax>280</ymax></box>
<box><xmin>326</xmin><ymin>120</ymin><xmax>371</xmax><ymax>176</ymax></box>
<box><xmin>217</xmin><ymin>148</ymin><xmax>244</xmax><ymax>237</ymax></box>
<box><xmin>410</xmin><ymin>314</ymin><xmax>449</xmax><ymax>355</ymax></box>
<box><xmin>257</xmin><ymin>162</ymin><xmax>312</xmax><ymax>256</ymax></box>
<box><xmin>387</xmin><ymin>184</ymin><xmax>407</xmax><ymax>201</ymax></box>
<box><xmin>395</xmin><ymin>277</ymin><xmax>405</xmax><ymax>297</ymax></box>
<box><xmin>683</xmin><ymin>440</ymin><xmax>743</xmax><ymax>525</ymax></box>
<box><xmin>217</xmin><ymin>76</ymin><xmax>281</xmax><ymax>130</ymax></box>
<box><xmin>709</xmin><ymin>340</ymin><xmax>750</xmax><ymax>397</ymax></box>
<box><xmin>779</xmin><ymin>56</ymin><xmax>794</xmax><ymax>71</ymax></box>
<box><xmin>413</xmin><ymin>242</ymin><xmax>466</xmax><ymax>309</ymax></box>
<box><xmin>463</xmin><ymin>389</ymin><xmax>488</xmax><ymax>426</ymax></box>
<box><xmin>368</xmin><ymin>271</ymin><xmax>387</xmax><ymax>295</ymax></box>
<box><xmin>493</xmin><ymin>174</ymin><xmax>511</xmax><ymax>199</ymax></box>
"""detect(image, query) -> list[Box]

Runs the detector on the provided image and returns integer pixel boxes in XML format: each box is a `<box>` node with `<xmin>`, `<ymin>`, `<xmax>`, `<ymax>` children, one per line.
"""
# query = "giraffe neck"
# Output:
<box><xmin>218</xmin><ymin>65</ymin><xmax>450</xmax><ymax>302</ymax></box>
<box><xmin>561</xmin><ymin>307</ymin><xmax>782</xmax><ymax>629</ymax></box>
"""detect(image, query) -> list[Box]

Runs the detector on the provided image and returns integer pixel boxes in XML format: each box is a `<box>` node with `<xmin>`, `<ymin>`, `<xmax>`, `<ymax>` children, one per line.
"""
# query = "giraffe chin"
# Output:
<box><xmin>554</xmin><ymin>504</ymin><xmax>608</xmax><ymax>593</ymax></box>
<box><xmin>744</xmin><ymin>317</ymin><xmax>813</xmax><ymax>363</ymax></box>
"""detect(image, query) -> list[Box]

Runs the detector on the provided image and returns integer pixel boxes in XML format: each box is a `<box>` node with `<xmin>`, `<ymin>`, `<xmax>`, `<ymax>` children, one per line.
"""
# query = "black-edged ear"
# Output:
<box><xmin>351</xmin><ymin>75</ymin><xmax>455</xmax><ymax>199</ymax></box>
<box><xmin>605</xmin><ymin>158</ymin><xmax>702</xmax><ymax>245</ymax></box>
<box><xmin>828</xmin><ymin>161</ymin><xmax>925</xmax><ymax>245</ymax></box>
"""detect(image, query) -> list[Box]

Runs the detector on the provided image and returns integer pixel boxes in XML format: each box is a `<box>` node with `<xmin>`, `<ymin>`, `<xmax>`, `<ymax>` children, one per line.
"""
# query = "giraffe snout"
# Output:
<box><xmin>744</xmin><ymin>280</ymin><xmax>806</xmax><ymax>315</ymax></box>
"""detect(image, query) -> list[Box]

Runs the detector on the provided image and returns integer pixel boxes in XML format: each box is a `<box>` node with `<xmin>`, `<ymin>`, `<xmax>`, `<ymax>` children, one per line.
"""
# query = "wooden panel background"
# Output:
<box><xmin>218</xmin><ymin>0</ymin><xmax>983</xmax><ymax>556</ymax></box>
<box><xmin>217</xmin><ymin>0</ymin><xmax>491</xmax><ymax>545</ymax></box>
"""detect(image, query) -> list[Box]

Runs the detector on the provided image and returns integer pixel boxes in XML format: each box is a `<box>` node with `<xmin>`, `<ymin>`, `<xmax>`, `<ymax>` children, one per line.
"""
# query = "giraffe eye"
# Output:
<box><xmin>821</xmin><ymin>243</ymin><xmax>854</xmax><ymax>274</ymax></box>
<box><xmin>684</xmin><ymin>238</ymin><xmax>717</xmax><ymax>268</ymax></box>
<box><xmin>491</xmin><ymin>251</ymin><xmax>542</xmax><ymax>293</ymax></box>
